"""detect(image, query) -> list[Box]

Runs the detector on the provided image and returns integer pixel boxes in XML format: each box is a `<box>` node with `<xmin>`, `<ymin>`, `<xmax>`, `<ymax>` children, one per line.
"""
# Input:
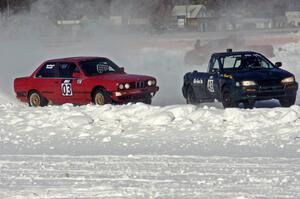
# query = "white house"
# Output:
<box><xmin>286</xmin><ymin>11</ymin><xmax>300</xmax><ymax>27</ymax></box>
<box><xmin>172</xmin><ymin>5</ymin><xmax>209</xmax><ymax>31</ymax></box>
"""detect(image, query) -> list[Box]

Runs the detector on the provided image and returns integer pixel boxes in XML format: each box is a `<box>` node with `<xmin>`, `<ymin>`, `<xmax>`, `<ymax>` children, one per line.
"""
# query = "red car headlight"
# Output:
<box><xmin>119</xmin><ymin>84</ymin><xmax>124</xmax><ymax>90</ymax></box>
<box><xmin>125</xmin><ymin>83</ymin><xmax>130</xmax><ymax>89</ymax></box>
<box><xmin>147</xmin><ymin>80</ymin><xmax>156</xmax><ymax>86</ymax></box>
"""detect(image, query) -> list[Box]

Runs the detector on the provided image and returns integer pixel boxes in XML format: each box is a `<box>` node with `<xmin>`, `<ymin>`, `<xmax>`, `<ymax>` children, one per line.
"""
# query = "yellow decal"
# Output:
<box><xmin>224</xmin><ymin>74</ymin><xmax>233</xmax><ymax>79</ymax></box>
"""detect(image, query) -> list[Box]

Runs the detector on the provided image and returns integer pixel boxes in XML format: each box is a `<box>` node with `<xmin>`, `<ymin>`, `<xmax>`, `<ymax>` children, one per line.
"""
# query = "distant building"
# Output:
<box><xmin>110</xmin><ymin>16</ymin><xmax>123</xmax><ymax>26</ymax></box>
<box><xmin>109</xmin><ymin>16</ymin><xmax>149</xmax><ymax>26</ymax></box>
<box><xmin>172</xmin><ymin>5</ymin><xmax>212</xmax><ymax>32</ymax></box>
<box><xmin>240</xmin><ymin>18</ymin><xmax>273</xmax><ymax>29</ymax></box>
<box><xmin>286</xmin><ymin>10</ymin><xmax>300</xmax><ymax>27</ymax></box>
<box><xmin>223</xmin><ymin>17</ymin><xmax>273</xmax><ymax>30</ymax></box>
<box><xmin>272</xmin><ymin>16</ymin><xmax>287</xmax><ymax>28</ymax></box>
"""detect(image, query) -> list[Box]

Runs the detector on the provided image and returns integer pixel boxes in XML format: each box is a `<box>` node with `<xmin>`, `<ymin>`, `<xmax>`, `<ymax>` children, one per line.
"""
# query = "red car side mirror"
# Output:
<box><xmin>72</xmin><ymin>72</ymin><xmax>81</xmax><ymax>79</ymax></box>
<box><xmin>120</xmin><ymin>67</ymin><xmax>125</xmax><ymax>73</ymax></box>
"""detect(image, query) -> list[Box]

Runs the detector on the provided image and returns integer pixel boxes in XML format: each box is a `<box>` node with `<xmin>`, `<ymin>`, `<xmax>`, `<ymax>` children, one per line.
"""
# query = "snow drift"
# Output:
<box><xmin>1</xmin><ymin>102</ymin><xmax>300</xmax><ymax>157</ymax></box>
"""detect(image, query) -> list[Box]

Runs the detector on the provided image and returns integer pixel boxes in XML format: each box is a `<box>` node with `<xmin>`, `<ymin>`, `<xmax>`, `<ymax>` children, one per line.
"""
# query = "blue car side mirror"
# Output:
<box><xmin>275</xmin><ymin>62</ymin><xmax>282</xmax><ymax>68</ymax></box>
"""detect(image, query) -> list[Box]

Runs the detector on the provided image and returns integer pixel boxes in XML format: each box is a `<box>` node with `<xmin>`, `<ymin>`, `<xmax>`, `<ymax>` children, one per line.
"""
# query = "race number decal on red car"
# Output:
<box><xmin>61</xmin><ymin>80</ymin><xmax>73</xmax><ymax>96</ymax></box>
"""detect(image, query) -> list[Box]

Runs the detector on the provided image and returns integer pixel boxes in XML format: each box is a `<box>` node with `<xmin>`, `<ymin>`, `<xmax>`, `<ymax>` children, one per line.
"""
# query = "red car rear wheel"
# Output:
<box><xmin>28</xmin><ymin>91</ymin><xmax>48</xmax><ymax>107</ymax></box>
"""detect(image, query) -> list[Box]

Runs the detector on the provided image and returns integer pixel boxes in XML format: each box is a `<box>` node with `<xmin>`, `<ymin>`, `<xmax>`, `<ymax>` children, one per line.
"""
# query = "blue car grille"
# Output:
<box><xmin>257</xmin><ymin>80</ymin><xmax>281</xmax><ymax>87</ymax></box>
<box><xmin>257</xmin><ymin>84</ymin><xmax>285</xmax><ymax>97</ymax></box>
<box><xmin>259</xmin><ymin>85</ymin><xmax>284</xmax><ymax>91</ymax></box>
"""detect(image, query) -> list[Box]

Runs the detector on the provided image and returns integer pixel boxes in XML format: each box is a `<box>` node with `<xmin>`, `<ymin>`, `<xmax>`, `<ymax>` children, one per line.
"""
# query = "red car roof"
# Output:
<box><xmin>46</xmin><ymin>56</ymin><xmax>105</xmax><ymax>62</ymax></box>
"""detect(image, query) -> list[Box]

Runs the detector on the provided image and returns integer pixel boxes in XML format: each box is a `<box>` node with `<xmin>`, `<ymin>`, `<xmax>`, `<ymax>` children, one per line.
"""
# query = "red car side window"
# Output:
<box><xmin>36</xmin><ymin>63</ymin><xmax>59</xmax><ymax>78</ymax></box>
<box><xmin>57</xmin><ymin>62</ymin><xmax>78</xmax><ymax>78</ymax></box>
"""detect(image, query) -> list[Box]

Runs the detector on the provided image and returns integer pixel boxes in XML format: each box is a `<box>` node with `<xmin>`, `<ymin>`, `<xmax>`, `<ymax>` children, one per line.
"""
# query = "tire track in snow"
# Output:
<box><xmin>0</xmin><ymin>155</ymin><xmax>299</xmax><ymax>199</ymax></box>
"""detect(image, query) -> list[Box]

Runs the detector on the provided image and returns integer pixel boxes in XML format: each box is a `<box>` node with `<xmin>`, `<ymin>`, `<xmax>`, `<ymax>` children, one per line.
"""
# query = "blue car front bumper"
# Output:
<box><xmin>234</xmin><ymin>82</ymin><xmax>298</xmax><ymax>102</ymax></box>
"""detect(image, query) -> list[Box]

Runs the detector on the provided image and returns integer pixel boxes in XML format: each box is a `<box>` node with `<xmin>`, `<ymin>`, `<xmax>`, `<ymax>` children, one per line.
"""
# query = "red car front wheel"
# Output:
<box><xmin>92</xmin><ymin>89</ymin><xmax>112</xmax><ymax>105</ymax></box>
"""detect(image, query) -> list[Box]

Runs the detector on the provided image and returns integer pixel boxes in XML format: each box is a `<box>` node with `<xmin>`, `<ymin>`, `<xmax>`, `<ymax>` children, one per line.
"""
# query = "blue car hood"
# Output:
<box><xmin>230</xmin><ymin>68</ymin><xmax>293</xmax><ymax>82</ymax></box>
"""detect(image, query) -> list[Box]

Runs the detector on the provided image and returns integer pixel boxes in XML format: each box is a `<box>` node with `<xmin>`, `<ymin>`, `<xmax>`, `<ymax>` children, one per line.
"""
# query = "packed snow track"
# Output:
<box><xmin>0</xmin><ymin>155</ymin><xmax>299</xmax><ymax>199</ymax></box>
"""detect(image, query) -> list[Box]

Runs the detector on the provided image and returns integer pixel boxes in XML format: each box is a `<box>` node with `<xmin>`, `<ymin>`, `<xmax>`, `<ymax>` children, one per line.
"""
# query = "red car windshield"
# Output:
<box><xmin>80</xmin><ymin>58</ymin><xmax>121</xmax><ymax>76</ymax></box>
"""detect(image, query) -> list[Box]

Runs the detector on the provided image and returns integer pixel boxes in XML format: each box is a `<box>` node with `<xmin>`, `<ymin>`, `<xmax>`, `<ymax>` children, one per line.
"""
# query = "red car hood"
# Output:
<box><xmin>88</xmin><ymin>73</ymin><xmax>154</xmax><ymax>83</ymax></box>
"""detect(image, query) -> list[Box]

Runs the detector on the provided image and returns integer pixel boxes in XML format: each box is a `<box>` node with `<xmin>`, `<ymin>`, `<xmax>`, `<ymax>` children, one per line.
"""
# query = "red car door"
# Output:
<box><xmin>33</xmin><ymin>62</ymin><xmax>63</xmax><ymax>104</ymax></box>
<box><xmin>55</xmin><ymin>62</ymin><xmax>89</xmax><ymax>105</ymax></box>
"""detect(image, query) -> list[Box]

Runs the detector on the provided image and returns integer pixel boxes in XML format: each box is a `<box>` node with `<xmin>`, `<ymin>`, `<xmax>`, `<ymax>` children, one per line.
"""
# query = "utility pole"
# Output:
<box><xmin>6</xmin><ymin>0</ymin><xmax>10</xmax><ymax>17</ymax></box>
<box><xmin>185</xmin><ymin>0</ymin><xmax>189</xmax><ymax>26</ymax></box>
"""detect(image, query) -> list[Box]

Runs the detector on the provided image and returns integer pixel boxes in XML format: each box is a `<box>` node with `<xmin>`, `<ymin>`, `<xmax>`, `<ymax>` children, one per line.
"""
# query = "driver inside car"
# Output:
<box><xmin>240</xmin><ymin>56</ymin><xmax>262</xmax><ymax>69</ymax></box>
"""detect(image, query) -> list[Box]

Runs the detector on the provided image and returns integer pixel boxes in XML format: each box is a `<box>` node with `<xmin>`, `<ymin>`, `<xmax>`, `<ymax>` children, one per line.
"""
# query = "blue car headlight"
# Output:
<box><xmin>241</xmin><ymin>80</ymin><xmax>256</xmax><ymax>87</ymax></box>
<box><xmin>281</xmin><ymin>77</ymin><xmax>295</xmax><ymax>84</ymax></box>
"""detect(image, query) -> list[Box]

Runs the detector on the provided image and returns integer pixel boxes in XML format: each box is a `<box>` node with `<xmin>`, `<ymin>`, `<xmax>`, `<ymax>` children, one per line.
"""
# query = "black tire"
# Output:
<box><xmin>92</xmin><ymin>88</ymin><xmax>112</xmax><ymax>105</ymax></box>
<box><xmin>222</xmin><ymin>88</ymin><xmax>238</xmax><ymax>108</ymax></box>
<box><xmin>279</xmin><ymin>96</ymin><xmax>296</xmax><ymax>107</ymax></box>
<box><xmin>243</xmin><ymin>100</ymin><xmax>255</xmax><ymax>109</ymax></box>
<box><xmin>28</xmin><ymin>91</ymin><xmax>48</xmax><ymax>107</ymax></box>
<box><xmin>186</xmin><ymin>86</ymin><xmax>198</xmax><ymax>104</ymax></box>
<box><xmin>182</xmin><ymin>85</ymin><xmax>188</xmax><ymax>98</ymax></box>
<box><xmin>143</xmin><ymin>98</ymin><xmax>152</xmax><ymax>105</ymax></box>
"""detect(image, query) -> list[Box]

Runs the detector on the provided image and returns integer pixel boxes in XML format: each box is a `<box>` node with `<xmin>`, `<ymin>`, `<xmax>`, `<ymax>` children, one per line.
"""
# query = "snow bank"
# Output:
<box><xmin>0</xmin><ymin>93</ymin><xmax>13</xmax><ymax>104</ymax></box>
<box><xmin>1</xmin><ymin>103</ymin><xmax>300</xmax><ymax>157</ymax></box>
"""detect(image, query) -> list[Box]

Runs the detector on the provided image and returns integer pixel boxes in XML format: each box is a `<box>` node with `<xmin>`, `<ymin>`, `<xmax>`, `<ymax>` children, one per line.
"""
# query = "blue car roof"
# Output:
<box><xmin>212</xmin><ymin>51</ymin><xmax>261</xmax><ymax>57</ymax></box>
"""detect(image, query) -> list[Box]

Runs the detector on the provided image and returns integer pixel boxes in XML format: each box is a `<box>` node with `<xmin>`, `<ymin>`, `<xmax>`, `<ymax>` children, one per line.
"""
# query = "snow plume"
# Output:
<box><xmin>0</xmin><ymin>0</ymin><xmax>187</xmax><ymax>105</ymax></box>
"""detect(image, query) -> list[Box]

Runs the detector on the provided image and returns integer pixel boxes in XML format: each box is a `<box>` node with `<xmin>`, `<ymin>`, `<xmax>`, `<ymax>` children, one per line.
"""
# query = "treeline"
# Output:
<box><xmin>0</xmin><ymin>0</ymin><xmax>297</xmax><ymax>17</ymax></box>
<box><xmin>0</xmin><ymin>0</ymin><xmax>35</xmax><ymax>14</ymax></box>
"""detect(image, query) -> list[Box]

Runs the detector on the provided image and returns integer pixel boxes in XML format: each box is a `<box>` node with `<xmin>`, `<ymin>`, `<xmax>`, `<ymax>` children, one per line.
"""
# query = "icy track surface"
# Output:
<box><xmin>0</xmin><ymin>103</ymin><xmax>300</xmax><ymax>198</ymax></box>
<box><xmin>0</xmin><ymin>155</ymin><xmax>299</xmax><ymax>199</ymax></box>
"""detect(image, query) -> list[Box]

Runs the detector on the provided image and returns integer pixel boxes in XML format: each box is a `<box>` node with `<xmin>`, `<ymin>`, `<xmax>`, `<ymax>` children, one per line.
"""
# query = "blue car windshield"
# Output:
<box><xmin>220</xmin><ymin>53</ymin><xmax>274</xmax><ymax>72</ymax></box>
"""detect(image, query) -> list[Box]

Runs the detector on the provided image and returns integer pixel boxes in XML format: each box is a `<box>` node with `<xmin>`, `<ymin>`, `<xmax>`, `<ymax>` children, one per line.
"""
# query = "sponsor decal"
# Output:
<box><xmin>223</xmin><ymin>74</ymin><xmax>233</xmax><ymax>79</ymax></box>
<box><xmin>61</xmin><ymin>79</ymin><xmax>73</xmax><ymax>96</ymax></box>
<box><xmin>46</xmin><ymin>64</ymin><xmax>55</xmax><ymax>69</ymax></box>
<box><xmin>96</xmin><ymin>63</ymin><xmax>109</xmax><ymax>73</ymax></box>
<box><xmin>207</xmin><ymin>78</ymin><xmax>214</xmax><ymax>93</ymax></box>
<box><xmin>193</xmin><ymin>78</ymin><xmax>203</xmax><ymax>84</ymax></box>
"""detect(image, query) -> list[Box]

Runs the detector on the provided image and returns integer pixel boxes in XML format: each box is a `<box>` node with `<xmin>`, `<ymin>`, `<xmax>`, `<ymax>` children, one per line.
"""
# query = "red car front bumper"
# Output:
<box><xmin>112</xmin><ymin>86</ymin><xmax>159</xmax><ymax>102</ymax></box>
